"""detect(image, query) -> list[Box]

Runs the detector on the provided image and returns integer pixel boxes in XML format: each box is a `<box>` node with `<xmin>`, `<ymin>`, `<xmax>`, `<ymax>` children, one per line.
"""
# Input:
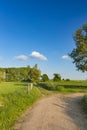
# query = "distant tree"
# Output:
<box><xmin>69</xmin><ymin>24</ymin><xmax>87</xmax><ymax>72</ymax></box>
<box><xmin>0</xmin><ymin>65</ymin><xmax>41</xmax><ymax>82</ymax></box>
<box><xmin>28</xmin><ymin>65</ymin><xmax>41</xmax><ymax>83</ymax></box>
<box><xmin>4</xmin><ymin>66</ymin><xmax>29</xmax><ymax>81</ymax></box>
<box><xmin>5</xmin><ymin>67</ymin><xmax>28</xmax><ymax>81</ymax></box>
<box><xmin>66</xmin><ymin>78</ymin><xmax>70</xmax><ymax>81</ymax></box>
<box><xmin>41</xmin><ymin>74</ymin><xmax>49</xmax><ymax>82</ymax></box>
<box><xmin>53</xmin><ymin>73</ymin><xmax>61</xmax><ymax>81</ymax></box>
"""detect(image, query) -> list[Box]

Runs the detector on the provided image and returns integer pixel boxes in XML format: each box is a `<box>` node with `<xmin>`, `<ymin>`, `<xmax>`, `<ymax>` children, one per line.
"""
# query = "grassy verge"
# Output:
<box><xmin>81</xmin><ymin>95</ymin><xmax>87</xmax><ymax>114</ymax></box>
<box><xmin>0</xmin><ymin>82</ymin><xmax>50</xmax><ymax>130</ymax></box>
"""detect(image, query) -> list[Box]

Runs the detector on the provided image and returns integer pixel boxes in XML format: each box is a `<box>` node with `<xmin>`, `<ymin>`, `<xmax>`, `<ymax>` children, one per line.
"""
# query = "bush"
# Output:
<box><xmin>55</xmin><ymin>85</ymin><xmax>65</xmax><ymax>91</ymax></box>
<box><xmin>38</xmin><ymin>82</ymin><xmax>64</xmax><ymax>91</ymax></box>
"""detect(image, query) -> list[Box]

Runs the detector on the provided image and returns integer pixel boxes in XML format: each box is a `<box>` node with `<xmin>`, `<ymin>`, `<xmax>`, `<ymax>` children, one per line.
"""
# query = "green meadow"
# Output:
<box><xmin>0</xmin><ymin>82</ymin><xmax>49</xmax><ymax>130</ymax></box>
<box><xmin>0</xmin><ymin>81</ymin><xmax>87</xmax><ymax>130</ymax></box>
<box><xmin>39</xmin><ymin>80</ymin><xmax>87</xmax><ymax>93</ymax></box>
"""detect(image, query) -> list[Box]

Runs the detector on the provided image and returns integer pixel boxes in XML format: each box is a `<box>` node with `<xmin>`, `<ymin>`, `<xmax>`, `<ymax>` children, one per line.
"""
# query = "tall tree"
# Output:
<box><xmin>69</xmin><ymin>24</ymin><xmax>87</xmax><ymax>72</ymax></box>
<box><xmin>28</xmin><ymin>65</ymin><xmax>41</xmax><ymax>83</ymax></box>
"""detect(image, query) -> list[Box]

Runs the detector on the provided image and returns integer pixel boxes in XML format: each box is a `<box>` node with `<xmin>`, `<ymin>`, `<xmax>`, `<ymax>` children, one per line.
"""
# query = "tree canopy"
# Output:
<box><xmin>41</xmin><ymin>74</ymin><xmax>49</xmax><ymax>82</ymax></box>
<box><xmin>0</xmin><ymin>64</ymin><xmax>41</xmax><ymax>82</ymax></box>
<box><xmin>28</xmin><ymin>65</ymin><xmax>41</xmax><ymax>83</ymax></box>
<box><xmin>69</xmin><ymin>24</ymin><xmax>87</xmax><ymax>72</ymax></box>
<box><xmin>53</xmin><ymin>73</ymin><xmax>61</xmax><ymax>81</ymax></box>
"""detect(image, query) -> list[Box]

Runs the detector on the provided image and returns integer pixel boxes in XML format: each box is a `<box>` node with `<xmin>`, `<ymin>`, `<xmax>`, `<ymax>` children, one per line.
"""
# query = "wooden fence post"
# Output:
<box><xmin>27</xmin><ymin>83</ymin><xmax>33</xmax><ymax>94</ymax></box>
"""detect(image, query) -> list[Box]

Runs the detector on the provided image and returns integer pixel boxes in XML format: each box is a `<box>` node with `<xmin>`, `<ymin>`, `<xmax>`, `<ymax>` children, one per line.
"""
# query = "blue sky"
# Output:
<box><xmin>0</xmin><ymin>0</ymin><xmax>87</xmax><ymax>80</ymax></box>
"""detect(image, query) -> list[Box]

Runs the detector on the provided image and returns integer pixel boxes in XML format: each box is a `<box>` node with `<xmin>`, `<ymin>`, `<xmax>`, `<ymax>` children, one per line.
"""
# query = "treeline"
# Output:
<box><xmin>0</xmin><ymin>64</ymin><xmax>41</xmax><ymax>82</ymax></box>
<box><xmin>0</xmin><ymin>65</ymin><xmax>69</xmax><ymax>82</ymax></box>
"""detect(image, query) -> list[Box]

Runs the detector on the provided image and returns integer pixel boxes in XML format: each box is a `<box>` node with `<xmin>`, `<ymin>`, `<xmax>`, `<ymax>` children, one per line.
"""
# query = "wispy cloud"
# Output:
<box><xmin>30</xmin><ymin>51</ymin><xmax>47</xmax><ymax>60</ymax></box>
<box><xmin>15</xmin><ymin>55</ymin><xmax>28</xmax><ymax>61</ymax></box>
<box><xmin>61</xmin><ymin>55</ymin><xmax>70</xmax><ymax>60</ymax></box>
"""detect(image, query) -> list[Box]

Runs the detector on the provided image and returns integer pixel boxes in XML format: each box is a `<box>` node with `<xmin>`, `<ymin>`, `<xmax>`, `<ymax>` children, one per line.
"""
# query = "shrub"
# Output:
<box><xmin>55</xmin><ymin>85</ymin><xmax>65</xmax><ymax>91</ymax></box>
<box><xmin>39</xmin><ymin>82</ymin><xmax>64</xmax><ymax>91</ymax></box>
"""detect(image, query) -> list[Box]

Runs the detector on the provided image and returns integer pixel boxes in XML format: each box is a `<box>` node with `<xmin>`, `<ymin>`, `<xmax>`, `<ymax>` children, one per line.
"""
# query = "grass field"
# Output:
<box><xmin>0</xmin><ymin>82</ymin><xmax>50</xmax><ymax>130</ymax></box>
<box><xmin>39</xmin><ymin>80</ymin><xmax>87</xmax><ymax>93</ymax></box>
<box><xmin>0</xmin><ymin>81</ymin><xmax>87</xmax><ymax>130</ymax></box>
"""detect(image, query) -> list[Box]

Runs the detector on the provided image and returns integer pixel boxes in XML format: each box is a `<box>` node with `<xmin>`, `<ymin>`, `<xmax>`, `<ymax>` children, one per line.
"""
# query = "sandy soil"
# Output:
<box><xmin>14</xmin><ymin>93</ymin><xmax>87</xmax><ymax>130</ymax></box>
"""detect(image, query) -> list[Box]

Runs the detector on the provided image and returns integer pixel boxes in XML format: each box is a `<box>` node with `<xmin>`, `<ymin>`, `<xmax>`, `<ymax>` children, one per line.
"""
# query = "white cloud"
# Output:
<box><xmin>61</xmin><ymin>55</ymin><xmax>70</xmax><ymax>60</ymax></box>
<box><xmin>15</xmin><ymin>55</ymin><xmax>28</xmax><ymax>61</ymax></box>
<box><xmin>30</xmin><ymin>51</ymin><xmax>47</xmax><ymax>60</ymax></box>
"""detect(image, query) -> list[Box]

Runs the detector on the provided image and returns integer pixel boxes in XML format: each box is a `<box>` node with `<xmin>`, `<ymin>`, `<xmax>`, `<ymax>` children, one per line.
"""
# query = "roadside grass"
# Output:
<box><xmin>0</xmin><ymin>82</ymin><xmax>50</xmax><ymax>130</ymax></box>
<box><xmin>0</xmin><ymin>82</ymin><xmax>24</xmax><ymax>94</ymax></box>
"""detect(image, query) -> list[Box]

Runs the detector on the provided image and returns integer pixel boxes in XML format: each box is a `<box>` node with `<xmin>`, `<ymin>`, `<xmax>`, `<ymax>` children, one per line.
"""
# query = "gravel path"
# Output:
<box><xmin>14</xmin><ymin>93</ymin><xmax>87</xmax><ymax>130</ymax></box>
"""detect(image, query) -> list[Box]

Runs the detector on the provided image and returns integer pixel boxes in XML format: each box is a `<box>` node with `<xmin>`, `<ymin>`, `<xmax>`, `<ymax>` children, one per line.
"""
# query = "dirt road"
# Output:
<box><xmin>14</xmin><ymin>93</ymin><xmax>87</xmax><ymax>130</ymax></box>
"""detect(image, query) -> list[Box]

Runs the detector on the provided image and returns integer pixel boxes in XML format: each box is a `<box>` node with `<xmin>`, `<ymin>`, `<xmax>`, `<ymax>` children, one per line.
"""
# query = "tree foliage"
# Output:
<box><xmin>69</xmin><ymin>24</ymin><xmax>87</xmax><ymax>72</ymax></box>
<box><xmin>53</xmin><ymin>73</ymin><xmax>61</xmax><ymax>81</ymax></box>
<box><xmin>28</xmin><ymin>64</ymin><xmax>41</xmax><ymax>83</ymax></box>
<box><xmin>0</xmin><ymin>64</ymin><xmax>41</xmax><ymax>82</ymax></box>
<box><xmin>41</xmin><ymin>74</ymin><xmax>49</xmax><ymax>82</ymax></box>
<box><xmin>0</xmin><ymin>69</ymin><xmax>5</xmax><ymax>81</ymax></box>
